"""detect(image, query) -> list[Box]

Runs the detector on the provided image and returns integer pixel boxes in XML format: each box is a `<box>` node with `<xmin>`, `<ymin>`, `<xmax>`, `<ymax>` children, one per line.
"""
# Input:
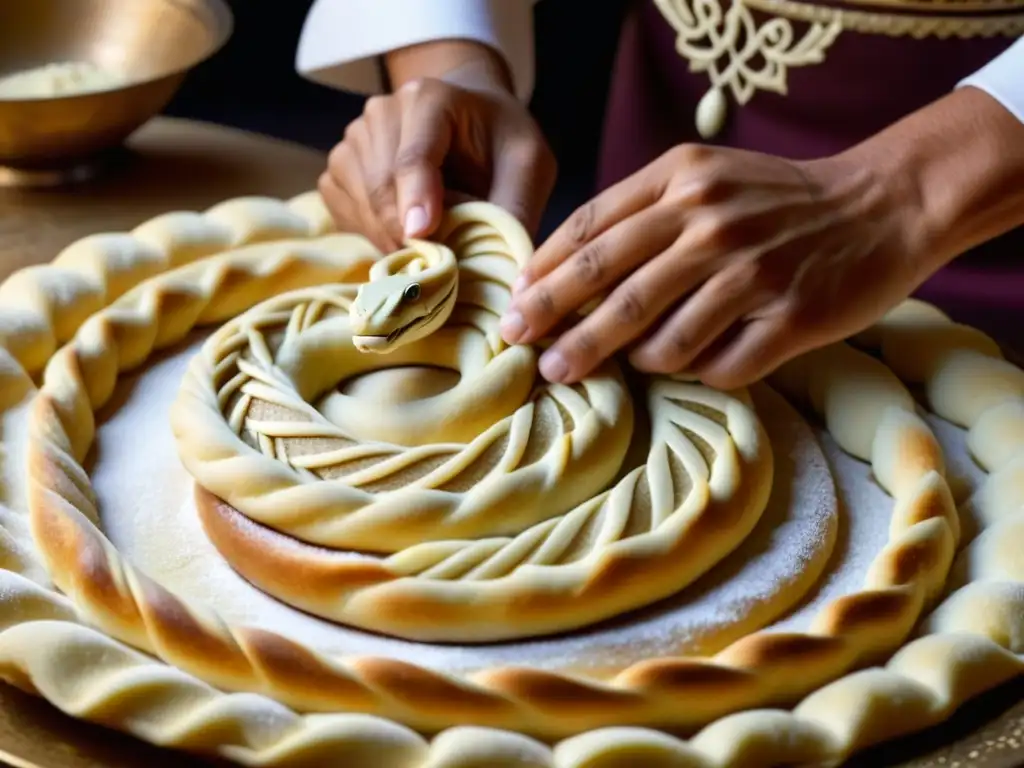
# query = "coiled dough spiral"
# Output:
<box><xmin>169</xmin><ymin>202</ymin><xmax>773</xmax><ymax>642</ymax></box>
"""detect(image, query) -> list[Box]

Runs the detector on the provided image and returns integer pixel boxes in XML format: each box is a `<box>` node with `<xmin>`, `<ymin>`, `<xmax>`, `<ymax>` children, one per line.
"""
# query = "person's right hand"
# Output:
<box><xmin>319</xmin><ymin>70</ymin><xmax>556</xmax><ymax>253</ymax></box>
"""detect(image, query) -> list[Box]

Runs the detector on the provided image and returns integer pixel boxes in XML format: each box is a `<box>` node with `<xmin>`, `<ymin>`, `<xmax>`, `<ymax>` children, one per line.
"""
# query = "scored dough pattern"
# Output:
<box><xmin>0</xmin><ymin>192</ymin><xmax>1016</xmax><ymax>766</ymax></box>
<box><xmin>168</xmin><ymin>203</ymin><xmax>772</xmax><ymax>642</ymax></box>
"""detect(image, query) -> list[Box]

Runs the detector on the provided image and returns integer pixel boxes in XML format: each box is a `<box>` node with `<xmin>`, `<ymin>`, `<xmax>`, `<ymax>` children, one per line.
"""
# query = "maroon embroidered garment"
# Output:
<box><xmin>596</xmin><ymin>0</ymin><xmax>1022</xmax><ymax>342</ymax></box>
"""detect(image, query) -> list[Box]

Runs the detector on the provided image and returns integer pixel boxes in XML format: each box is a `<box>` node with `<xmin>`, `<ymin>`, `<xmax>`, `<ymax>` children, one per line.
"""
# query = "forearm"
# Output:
<box><xmin>837</xmin><ymin>86</ymin><xmax>1024</xmax><ymax>276</ymax></box>
<box><xmin>385</xmin><ymin>39</ymin><xmax>514</xmax><ymax>94</ymax></box>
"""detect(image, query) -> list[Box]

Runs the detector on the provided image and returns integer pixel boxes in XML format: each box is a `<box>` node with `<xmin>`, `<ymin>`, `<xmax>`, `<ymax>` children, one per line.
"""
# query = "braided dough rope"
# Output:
<box><xmin>15</xmin><ymin>194</ymin><xmax>974</xmax><ymax>731</ymax></box>
<box><xmin>0</xmin><ymin>192</ymin><xmax>1013</xmax><ymax>766</ymax></box>
<box><xmin>0</xmin><ymin>192</ymin><xmax>336</xmax><ymax>377</ymax></box>
<box><xmin>169</xmin><ymin>203</ymin><xmax>773</xmax><ymax>642</ymax></box>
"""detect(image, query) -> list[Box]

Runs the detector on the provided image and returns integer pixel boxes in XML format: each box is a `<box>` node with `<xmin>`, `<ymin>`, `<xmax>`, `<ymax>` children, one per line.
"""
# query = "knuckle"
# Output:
<box><xmin>401</xmin><ymin>77</ymin><xmax>442</xmax><ymax>99</ymax></box>
<box><xmin>509</xmin><ymin>134</ymin><xmax>548</xmax><ymax>165</ymax></box>
<box><xmin>512</xmin><ymin>134</ymin><xmax>558</xmax><ymax>181</ymax></box>
<box><xmin>366</xmin><ymin>178</ymin><xmax>395</xmax><ymax>213</ymax></box>
<box><xmin>525</xmin><ymin>286</ymin><xmax>558</xmax><ymax>322</ymax></box>
<box><xmin>364</xmin><ymin>94</ymin><xmax>388</xmax><ymax>115</ymax></box>
<box><xmin>682</xmin><ymin>172</ymin><xmax>733</xmax><ymax>207</ymax></box>
<box><xmin>612</xmin><ymin>285</ymin><xmax>647</xmax><ymax>325</ymax></box>
<box><xmin>327</xmin><ymin>141</ymin><xmax>349</xmax><ymax>171</ymax></box>
<box><xmin>668</xmin><ymin>142</ymin><xmax>712</xmax><ymax>167</ymax></box>
<box><xmin>723</xmin><ymin>258</ymin><xmax>763</xmax><ymax>296</ymax></box>
<box><xmin>342</xmin><ymin>118</ymin><xmax>366</xmax><ymax>146</ymax></box>
<box><xmin>666</xmin><ymin>329</ymin><xmax>701</xmax><ymax>368</ymax></box>
<box><xmin>690</xmin><ymin>214</ymin><xmax>740</xmax><ymax>252</ymax></box>
<box><xmin>568</xmin><ymin>202</ymin><xmax>597</xmax><ymax>245</ymax></box>
<box><xmin>399</xmin><ymin>78</ymin><xmax>424</xmax><ymax>97</ymax></box>
<box><xmin>394</xmin><ymin>142</ymin><xmax>435</xmax><ymax>175</ymax></box>
<box><xmin>566</xmin><ymin>328</ymin><xmax>600</xmax><ymax>363</ymax></box>
<box><xmin>573</xmin><ymin>241</ymin><xmax>606</xmax><ymax>284</ymax></box>
<box><xmin>317</xmin><ymin>171</ymin><xmax>333</xmax><ymax>197</ymax></box>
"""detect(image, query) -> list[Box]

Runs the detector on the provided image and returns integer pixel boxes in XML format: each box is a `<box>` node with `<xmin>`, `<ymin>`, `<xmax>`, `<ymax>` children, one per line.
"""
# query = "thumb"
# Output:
<box><xmin>488</xmin><ymin>137</ymin><xmax>556</xmax><ymax>236</ymax></box>
<box><xmin>394</xmin><ymin>84</ymin><xmax>454</xmax><ymax>239</ymax></box>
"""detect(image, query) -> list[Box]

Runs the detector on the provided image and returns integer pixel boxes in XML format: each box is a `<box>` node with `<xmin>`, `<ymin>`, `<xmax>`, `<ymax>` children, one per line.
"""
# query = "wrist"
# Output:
<box><xmin>829</xmin><ymin>87</ymin><xmax>1024</xmax><ymax>276</ymax></box>
<box><xmin>385</xmin><ymin>39</ymin><xmax>514</xmax><ymax>96</ymax></box>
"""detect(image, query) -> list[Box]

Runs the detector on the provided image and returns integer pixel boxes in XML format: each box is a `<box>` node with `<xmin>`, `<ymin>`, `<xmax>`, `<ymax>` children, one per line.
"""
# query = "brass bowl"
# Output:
<box><xmin>0</xmin><ymin>0</ymin><xmax>233</xmax><ymax>186</ymax></box>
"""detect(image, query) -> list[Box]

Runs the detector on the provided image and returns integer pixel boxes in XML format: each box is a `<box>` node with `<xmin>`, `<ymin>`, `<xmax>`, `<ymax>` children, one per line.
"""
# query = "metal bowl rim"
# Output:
<box><xmin>0</xmin><ymin>0</ymin><xmax>234</xmax><ymax>105</ymax></box>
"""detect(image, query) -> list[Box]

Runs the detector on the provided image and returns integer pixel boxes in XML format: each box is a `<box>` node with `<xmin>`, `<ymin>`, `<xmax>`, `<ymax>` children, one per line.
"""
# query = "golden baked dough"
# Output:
<box><xmin>0</xmin><ymin>191</ymin><xmax>1016</xmax><ymax>768</ymax></box>
<box><xmin>168</xmin><ymin>203</ymin><xmax>773</xmax><ymax>642</ymax></box>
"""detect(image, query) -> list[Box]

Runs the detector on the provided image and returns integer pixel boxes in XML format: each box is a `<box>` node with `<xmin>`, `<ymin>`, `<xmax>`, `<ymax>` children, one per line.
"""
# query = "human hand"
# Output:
<box><xmin>500</xmin><ymin>143</ymin><xmax>937</xmax><ymax>390</ymax></box>
<box><xmin>318</xmin><ymin>43</ymin><xmax>556</xmax><ymax>253</ymax></box>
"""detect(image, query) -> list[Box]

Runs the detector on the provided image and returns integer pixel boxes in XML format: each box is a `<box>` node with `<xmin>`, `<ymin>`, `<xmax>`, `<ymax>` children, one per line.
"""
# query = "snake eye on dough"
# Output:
<box><xmin>403</xmin><ymin>282</ymin><xmax>421</xmax><ymax>302</ymax></box>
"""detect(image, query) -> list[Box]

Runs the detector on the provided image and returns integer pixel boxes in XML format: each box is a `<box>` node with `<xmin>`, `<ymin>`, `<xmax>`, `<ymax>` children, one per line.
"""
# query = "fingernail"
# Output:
<box><xmin>539</xmin><ymin>350</ymin><xmax>569</xmax><ymax>382</ymax></box>
<box><xmin>512</xmin><ymin>274</ymin><xmax>530</xmax><ymax>295</ymax></box>
<box><xmin>500</xmin><ymin>310</ymin><xmax>527</xmax><ymax>344</ymax></box>
<box><xmin>404</xmin><ymin>206</ymin><xmax>429</xmax><ymax>237</ymax></box>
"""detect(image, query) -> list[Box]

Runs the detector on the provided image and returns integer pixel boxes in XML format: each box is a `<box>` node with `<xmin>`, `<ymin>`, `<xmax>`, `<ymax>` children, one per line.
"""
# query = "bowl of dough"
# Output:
<box><xmin>0</xmin><ymin>0</ymin><xmax>232</xmax><ymax>185</ymax></box>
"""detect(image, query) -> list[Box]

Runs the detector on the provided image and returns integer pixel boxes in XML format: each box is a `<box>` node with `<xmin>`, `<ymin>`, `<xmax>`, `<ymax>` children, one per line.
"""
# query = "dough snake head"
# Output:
<box><xmin>350</xmin><ymin>270</ymin><xmax>457</xmax><ymax>354</ymax></box>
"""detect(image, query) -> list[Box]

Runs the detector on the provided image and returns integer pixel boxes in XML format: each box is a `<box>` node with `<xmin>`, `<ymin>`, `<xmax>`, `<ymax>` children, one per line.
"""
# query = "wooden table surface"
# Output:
<box><xmin>0</xmin><ymin>117</ymin><xmax>1019</xmax><ymax>768</ymax></box>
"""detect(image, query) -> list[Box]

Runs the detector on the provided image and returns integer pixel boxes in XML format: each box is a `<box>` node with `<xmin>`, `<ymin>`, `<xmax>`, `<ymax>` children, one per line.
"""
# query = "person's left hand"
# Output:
<box><xmin>499</xmin><ymin>143</ymin><xmax>936</xmax><ymax>390</ymax></box>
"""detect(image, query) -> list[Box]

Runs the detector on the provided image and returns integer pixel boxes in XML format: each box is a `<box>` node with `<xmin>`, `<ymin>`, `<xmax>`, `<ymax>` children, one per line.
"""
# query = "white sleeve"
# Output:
<box><xmin>958</xmin><ymin>37</ymin><xmax>1024</xmax><ymax>123</ymax></box>
<box><xmin>295</xmin><ymin>0</ymin><xmax>538</xmax><ymax>102</ymax></box>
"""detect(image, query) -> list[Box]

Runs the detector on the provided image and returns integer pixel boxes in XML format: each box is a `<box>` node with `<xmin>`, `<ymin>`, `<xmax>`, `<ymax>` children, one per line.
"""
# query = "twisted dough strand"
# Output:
<box><xmin>0</xmin><ymin>192</ymin><xmax>336</xmax><ymax>375</ymax></box>
<box><xmin>0</xmin><ymin>194</ymin><xmax>1017</xmax><ymax>766</ymax></box>
<box><xmin>21</xmin><ymin>197</ymin><xmax>962</xmax><ymax>730</ymax></box>
<box><xmin>0</xmin><ymin>574</ymin><xmax>1019</xmax><ymax>767</ymax></box>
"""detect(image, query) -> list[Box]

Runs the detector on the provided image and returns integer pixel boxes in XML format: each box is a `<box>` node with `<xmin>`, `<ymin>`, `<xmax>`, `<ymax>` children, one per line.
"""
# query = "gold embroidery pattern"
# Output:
<box><xmin>654</xmin><ymin>0</ymin><xmax>1024</xmax><ymax>138</ymax></box>
<box><xmin>744</xmin><ymin>0</ymin><xmax>1024</xmax><ymax>36</ymax></box>
<box><xmin>840</xmin><ymin>0</ymin><xmax>1024</xmax><ymax>12</ymax></box>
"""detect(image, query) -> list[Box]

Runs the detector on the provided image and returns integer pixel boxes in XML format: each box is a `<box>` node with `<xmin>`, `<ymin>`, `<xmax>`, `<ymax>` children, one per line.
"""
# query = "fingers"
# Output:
<box><xmin>323</xmin><ymin>76</ymin><xmax>555</xmax><ymax>252</ymax></box>
<box><xmin>394</xmin><ymin>81</ymin><xmax>454</xmax><ymax>238</ymax></box>
<box><xmin>516</xmin><ymin>166</ymin><xmax>665</xmax><ymax>294</ymax></box>
<box><xmin>628</xmin><ymin>256</ymin><xmax>769</xmax><ymax>375</ymax></box>
<box><xmin>323</xmin><ymin>82</ymin><xmax>454</xmax><ymax>248</ymax></box>
<box><xmin>488</xmin><ymin>135</ymin><xmax>557</xmax><ymax>236</ymax></box>
<box><xmin>526</xmin><ymin>224</ymin><xmax>721</xmax><ymax>383</ymax></box>
<box><xmin>322</xmin><ymin>146</ymin><xmax>398</xmax><ymax>253</ymax></box>
<box><xmin>317</xmin><ymin>171</ymin><xmax>358</xmax><ymax>231</ymax></box>
<box><xmin>502</xmin><ymin>204</ymin><xmax>681</xmax><ymax>348</ymax></box>
<box><xmin>354</xmin><ymin>97</ymin><xmax>405</xmax><ymax>244</ymax></box>
<box><xmin>690</xmin><ymin>312</ymin><xmax>809</xmax><ymax>390</ymax></box>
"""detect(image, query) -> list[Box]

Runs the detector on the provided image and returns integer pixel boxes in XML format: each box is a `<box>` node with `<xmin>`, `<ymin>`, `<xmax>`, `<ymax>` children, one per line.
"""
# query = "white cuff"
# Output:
<box><xmin>295</xmin><ymin>0</ymin><xmax>537</xmax><ymax>102</ymax></box>
<box><xmin>958</xmin><ymin>37</ymin><xmax>1024</xmax><ymax>123</ymax></box>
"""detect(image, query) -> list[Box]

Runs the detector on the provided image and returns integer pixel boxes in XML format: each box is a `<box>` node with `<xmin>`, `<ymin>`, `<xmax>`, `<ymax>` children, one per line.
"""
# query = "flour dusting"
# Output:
<box><xmin>772</xmin><ymin>402</ymin><xmax>983</xmax><ymax>633</ymax></box>
<box><xmin>89</xmin><ymin>335</ymin><xmax>975</xmax><ymax>676</ymax></box>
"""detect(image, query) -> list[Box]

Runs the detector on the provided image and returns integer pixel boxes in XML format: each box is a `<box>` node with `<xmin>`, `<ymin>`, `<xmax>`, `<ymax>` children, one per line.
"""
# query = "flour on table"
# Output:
<box><xmin>88</xmin><ymin>335</ymin><xmax>973</xmax><ymax>675</ymax></box>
